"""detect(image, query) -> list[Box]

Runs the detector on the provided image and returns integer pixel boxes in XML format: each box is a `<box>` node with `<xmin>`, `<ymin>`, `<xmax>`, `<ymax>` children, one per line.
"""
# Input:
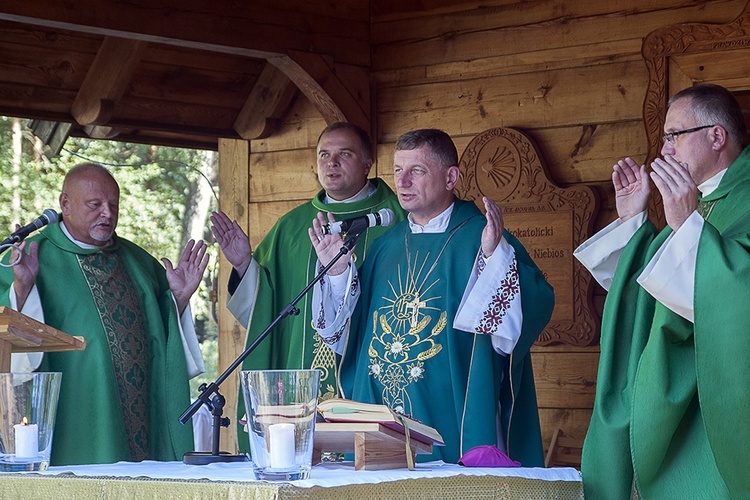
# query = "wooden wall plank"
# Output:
<box><xmin>372</xmin><ymin>0</ymin><xmax>747</xmax><ymax>68</ymax></box>
<box><xmin>376</xmin><ymin>61</ymin><xmax>649</xmax><ymax>142</ymax></box>
<box><xmin>539</xmin><ymin>408</ymin><xmax>592</xmax><ymax>445</ymax></box>
<box><xmin>248</xmin><ymin>149</ymin><xmax>320</xmax><ymax>203</ymax></box>
<box><xmin>375</xmin><ymin>39</ymin><xmax>644</xmax><ymax>87</ymax></box>
<box><xmin>671</xmin><ymin>47</ymin><xmax>750</xmax><ymax>84</ymax></box>
<box><xmin>531</xmin><ymin>351</ymin><xmax>598</xmax><ymax>409</ymax></box>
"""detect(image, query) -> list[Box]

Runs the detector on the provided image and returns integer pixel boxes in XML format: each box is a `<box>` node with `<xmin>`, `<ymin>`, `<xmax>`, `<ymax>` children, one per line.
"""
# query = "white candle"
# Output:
<box><xmin>14</xmin><ymin>420</ymin><xmax>39</xmax><ymax>459</ymax></box>
<box><xmin>268</xmin><ymin>423</ymin><xmax>296</xmax><ymax>468</ymax></box>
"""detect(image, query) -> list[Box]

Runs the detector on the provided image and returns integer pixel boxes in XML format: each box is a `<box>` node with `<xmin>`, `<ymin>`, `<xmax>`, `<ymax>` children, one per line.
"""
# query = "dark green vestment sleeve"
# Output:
<box><xmin>338</xmin><ymin>199</ymin><xmax>554</xmax><ymax>465</ymax></box>
<box><xmin>0</xmin><ymin>225</ymin><xmax>193</xmax><ymax>465</ymax></box>
<box><xmin>233</xmin><ymin>179</ymin><xmax>405</xmax><ymax>453</ymax></box>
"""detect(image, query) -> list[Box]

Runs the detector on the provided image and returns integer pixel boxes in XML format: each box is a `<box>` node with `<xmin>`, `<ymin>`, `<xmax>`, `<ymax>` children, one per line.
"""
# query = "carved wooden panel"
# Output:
<box><xmin>642</xmin><ymin>0</ymin><xmax>750</xmax><ymax>227</ymax></box>
<box><xmin>456</xmin><ymin>127</ymin><xmax>598</xmax><ymax>346</ymax></box>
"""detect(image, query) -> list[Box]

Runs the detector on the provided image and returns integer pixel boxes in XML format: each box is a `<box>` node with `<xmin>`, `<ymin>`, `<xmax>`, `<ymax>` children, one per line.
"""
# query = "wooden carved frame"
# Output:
<box><xmin>642</xmin><ymin>1</ymin><xmax>750</xmax><ymax>169</ymax></box>
<box><xmin>456</xmin><ymin>127</ymin><xmax>599</xmax><ymax>346</ymax></box>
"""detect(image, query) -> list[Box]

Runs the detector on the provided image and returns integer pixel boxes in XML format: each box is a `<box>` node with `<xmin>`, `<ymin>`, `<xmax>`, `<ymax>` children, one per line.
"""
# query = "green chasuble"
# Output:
<box><xmin>0</xmin><ymin>225</ymin><xmax>194</xmax><ymax>465</ymax></box>
<box><xmin>230</xmin><ymin>179</ymin><xmax>404</xmax><ymax>452</ymax></box>
<box><xmin>582</xmin><ymin>146</ymin><xmax>750</xmax><ymax>499</ymax></box>
<box><xmin>339</xmin><ymin>200</ymin><xmax>554</xmax><ymax>465</ymax></box>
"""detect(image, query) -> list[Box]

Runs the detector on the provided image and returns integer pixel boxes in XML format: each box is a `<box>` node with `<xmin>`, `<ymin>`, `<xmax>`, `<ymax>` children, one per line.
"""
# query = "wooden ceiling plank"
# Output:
<box><xmin>0</xmin><ymin>1</ymin><xmax>369</xmax><ymax>67</ymax></box>
<box><xmin>234</xmin><ymin>62</ymin><xmax>296</xmax><ymax>140</ymax></box>
<box><xmin>71</xmin><ymin>36</ymin><xmax>147</xmax><ymax>126</ymax></box>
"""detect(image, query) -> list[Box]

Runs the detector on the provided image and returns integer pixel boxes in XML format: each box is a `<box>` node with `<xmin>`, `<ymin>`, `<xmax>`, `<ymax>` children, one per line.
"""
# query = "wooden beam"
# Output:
<box><xmin>71</xmin><ymin>36</ymin><xmax>147</xmax><ymax>126</ymax></box>
<box><xmin>82</xmin><ymin>125</ymin><xmax>120</xmax><ymax>139</ymax></box>
<box><xmin>0</xmin><ymin>2</ymin><xmax>372</xmax><ymax>140</ymax></box>
<box><xmin>0</xmin><ymin>0</ymin><xmax>369</xmax><ymax>66</ymax></box>
<box><xmin>268</xmin><ymin>53</ymin><xmax>346</xmax><ymax>125</ymax></box>
<box><xmin>269</xmin><ymin>51</ymin><xmax>370</xmax><ymax>131</ymax></box>
<box><xmin>216</xmin><ymin>138</ymin><xmax>251</xmax><ymax>454</ymax></box>
<box><xmin>233</xmin><ymin>63</ymin><xmax>296</xmax><ymax>140</ymax></box>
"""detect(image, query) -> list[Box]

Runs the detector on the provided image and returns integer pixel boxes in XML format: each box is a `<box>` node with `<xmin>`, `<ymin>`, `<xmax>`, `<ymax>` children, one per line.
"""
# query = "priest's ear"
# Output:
<box><xmin>59</xmin><ymin>192</ymin><xmax>71</xmax><ymax>217</ymax></box>
<box><xmin>445</xmin><ymin>165</ymin><xmax>460</xmax><ymax>191</ymax></box>
<box><xmin>709</xmin><ymin>124</ymin><xmax>728</xmax><ymax>151</ymax></box>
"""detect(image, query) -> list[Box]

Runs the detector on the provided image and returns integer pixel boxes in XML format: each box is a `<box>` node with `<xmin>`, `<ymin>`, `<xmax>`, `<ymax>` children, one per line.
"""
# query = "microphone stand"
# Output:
<box><xmin>179</xmin><ymin>231</ymin><xmax>362</xmax><ymax>465</ymax></box>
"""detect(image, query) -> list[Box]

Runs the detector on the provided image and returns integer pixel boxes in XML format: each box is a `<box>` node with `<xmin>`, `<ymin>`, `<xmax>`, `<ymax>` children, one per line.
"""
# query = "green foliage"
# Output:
<box><xmin>0</xmin><ymin>117</ymin><xmax>220</xmax><ymax>386</ymax></box>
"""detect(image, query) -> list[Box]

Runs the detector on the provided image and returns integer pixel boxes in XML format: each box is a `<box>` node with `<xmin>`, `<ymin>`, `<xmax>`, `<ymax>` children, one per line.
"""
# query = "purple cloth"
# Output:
<box><xmin>458</xmin><ymin>445</ymin><xmax>521</xmax><ymax>467</ymax></box>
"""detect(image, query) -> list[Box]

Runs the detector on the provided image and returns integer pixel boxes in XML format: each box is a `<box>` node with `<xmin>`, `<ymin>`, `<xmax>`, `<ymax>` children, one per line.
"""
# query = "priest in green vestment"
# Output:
<box><xmin>575</xmin><ymin>84</ymin><xmax>750</xmax><ymax>499</ymax></box>
<box><xmin>0</xmin><ymin>163</ymin><xmax>209</xmax><ymax>465</ymax></box>
<box><xmin>210</xmin><ymin>122</ymin><xmax>405</xmax><ymax>453</ymax></box>
<box><xmin>308</xmin><ymin>129</ymin><xmax>554</xmax><ymax>465</ymax></box>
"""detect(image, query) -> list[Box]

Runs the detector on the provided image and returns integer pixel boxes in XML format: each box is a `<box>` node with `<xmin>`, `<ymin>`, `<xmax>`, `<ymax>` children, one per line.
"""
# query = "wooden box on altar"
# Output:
<box><xmin>314</xmin><ymin>421</ymin><xmax>437</xmax><ymax>471</ymax></box>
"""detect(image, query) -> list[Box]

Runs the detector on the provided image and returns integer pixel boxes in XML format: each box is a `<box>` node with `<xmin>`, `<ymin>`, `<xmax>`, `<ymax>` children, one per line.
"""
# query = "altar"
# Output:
<box><xmin>0</xmin><ymin>460</ymin><xmax>583</xmax><ymax>499</ymax></box>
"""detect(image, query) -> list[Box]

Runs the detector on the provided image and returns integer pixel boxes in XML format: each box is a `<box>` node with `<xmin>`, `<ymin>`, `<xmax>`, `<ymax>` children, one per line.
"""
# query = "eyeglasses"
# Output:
<box><xmin>662</xmin><ymin>124</ymin><xmax>716</xmax><ymax>145</ymax></box>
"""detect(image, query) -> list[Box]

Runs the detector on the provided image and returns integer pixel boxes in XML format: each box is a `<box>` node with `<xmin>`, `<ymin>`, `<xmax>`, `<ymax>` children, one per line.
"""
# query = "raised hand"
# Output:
<box><xmin>163</xmin><ymin>239</ymin><xmax>210</xmax><ymax>315</ymax></box>
<box><xmin>9</xmin><ymin>239</ymin><xmax>39</xmax><ymax>309</ymax></box>
<box><xmin>308</xmin><ymin>212</ymin><xmax>350</xmax><ymax>276</ymax></box>
<box><xmin>650</xmin><ymin>155</ymin><xmax>698</xmax><ymax>230</ymax></box>
<box><xmin>613</xmin><ymin>157</ymin><xmax>651</xmax><ymax>221</ymax></box>
<box><xmin>481</xmin><ymin>197</ymin><xmax>504</xmax><ymax>257</ymax></box>
<box><xmin>209</xmin><ymin>211</ymin><xmax>252</xmax><ymax>276</ymax></box>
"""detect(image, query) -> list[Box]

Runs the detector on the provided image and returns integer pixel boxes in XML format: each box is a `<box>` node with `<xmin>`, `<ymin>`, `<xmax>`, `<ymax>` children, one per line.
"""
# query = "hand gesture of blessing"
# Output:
<box><xmin>163</xmin><ymin>239</ymin><xmax>210</xmax><ymax>315</ymax></box>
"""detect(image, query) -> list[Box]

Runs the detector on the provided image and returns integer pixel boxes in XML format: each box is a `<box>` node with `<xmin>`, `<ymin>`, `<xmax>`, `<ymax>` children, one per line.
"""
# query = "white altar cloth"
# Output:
<box><xmin>27</xmin><ymin>459</ymin><xmax>581</xmax><ymax>488</ymax></box>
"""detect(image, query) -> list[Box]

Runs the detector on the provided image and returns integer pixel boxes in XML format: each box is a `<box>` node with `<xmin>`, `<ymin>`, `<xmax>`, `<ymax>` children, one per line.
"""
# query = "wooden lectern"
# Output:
<box><xmin>313</xmin><ymin>422</ymin><xmax>435</xmax><ymax>471</ymax></box>
<box><xmin>0</xmin><ymin>306</ymin><xmax>86</xmax><ymax>372</ymax></box>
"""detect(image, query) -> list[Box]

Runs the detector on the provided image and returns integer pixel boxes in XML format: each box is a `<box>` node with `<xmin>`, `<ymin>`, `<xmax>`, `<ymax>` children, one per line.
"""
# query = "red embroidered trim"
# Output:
<box><xmin>476</xmin><ymin>261</ymin><xmax>519</xmax><ymax>334</ymax></box>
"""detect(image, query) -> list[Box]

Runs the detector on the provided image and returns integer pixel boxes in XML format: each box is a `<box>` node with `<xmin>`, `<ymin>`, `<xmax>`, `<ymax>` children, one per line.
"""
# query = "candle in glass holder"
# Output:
<box><xmin>14</xmin><ymin>417</ymin><xmax>39</xmax><ymax>458</ymax></box>
<box><xmin>268</xmin><ymin>423</ymin><xmax>296</xmax><ymax>468</ymax></box>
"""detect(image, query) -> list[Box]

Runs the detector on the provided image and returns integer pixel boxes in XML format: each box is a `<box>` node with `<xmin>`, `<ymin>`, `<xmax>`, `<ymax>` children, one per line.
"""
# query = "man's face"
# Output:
<box><xmin>660</xmin><ymin>97</ymin><xmax>716</xmax><ymax>185</ymax></box>
<box><xmin>59</xmin><ymin>171</ymin><xmax>119</xmax><ymax>246</ymax></box>
<box><xmin>316</xmin><ymin>128</ymin><xmax>372</xmax><ymax>200</ymax></box>
<box><xmin>393</xmin><ymin>145</ymin><xmax>457</xmax><ymax>225</ymax></box>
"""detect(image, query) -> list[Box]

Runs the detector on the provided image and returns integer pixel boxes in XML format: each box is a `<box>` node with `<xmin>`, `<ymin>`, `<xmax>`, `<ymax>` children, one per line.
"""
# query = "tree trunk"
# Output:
<box><xmin>11</xmin><ymin>118</ymin><xmax>22</xmax><ymax>225</ymax></box>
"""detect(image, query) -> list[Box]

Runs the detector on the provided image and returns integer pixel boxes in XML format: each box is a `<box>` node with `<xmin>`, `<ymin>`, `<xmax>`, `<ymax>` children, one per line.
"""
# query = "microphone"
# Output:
<box><xmin>1</xmin><ymin>209</ymin><xmax>61</xmax><ymax>246</ymax></box>
<box><xmin>322</xmin><ymin>208</ymin><xmax>395</xmax><ymax>235</ymax></box>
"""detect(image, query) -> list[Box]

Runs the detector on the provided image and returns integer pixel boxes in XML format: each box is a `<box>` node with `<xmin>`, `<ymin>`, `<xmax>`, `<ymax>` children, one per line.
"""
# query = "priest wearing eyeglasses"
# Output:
<box><xmin>574</xmin><ymin>83</ymin><xmax>750</xmax><ymax>499</ymax></box>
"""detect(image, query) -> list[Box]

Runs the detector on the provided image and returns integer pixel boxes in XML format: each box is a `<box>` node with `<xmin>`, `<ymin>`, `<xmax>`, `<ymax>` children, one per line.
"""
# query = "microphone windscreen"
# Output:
<box><xmin>379</xmin><ymin>208</ymin><xmax>395</xmax><ymax>227</ymax></box>
<box><xmin>42</xmin><ymin>209</ymin><xmax>60</xmax><ymax>224</ymax></box>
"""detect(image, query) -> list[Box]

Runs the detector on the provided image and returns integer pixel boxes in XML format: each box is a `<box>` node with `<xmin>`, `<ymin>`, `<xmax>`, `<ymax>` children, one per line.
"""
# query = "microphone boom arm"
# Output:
<box><xmin>179</xmin><ymin>232</ymin><xmax>361</xmax><ymax>428</ymax></box>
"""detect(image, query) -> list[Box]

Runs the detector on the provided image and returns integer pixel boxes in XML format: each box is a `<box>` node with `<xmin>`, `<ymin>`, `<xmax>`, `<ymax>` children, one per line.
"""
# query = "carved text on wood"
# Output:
<box><xmin>456</xmin><ymin>127</ymin><xmax>599</xmax><ymax>346</ymax></box>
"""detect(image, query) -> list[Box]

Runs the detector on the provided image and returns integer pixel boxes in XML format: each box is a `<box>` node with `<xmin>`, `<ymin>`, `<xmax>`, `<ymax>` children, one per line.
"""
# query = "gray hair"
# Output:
<box><xmin>669</xmin><ymin>84</ymin><xmax>747</xmax><ymax>146</ymax></box>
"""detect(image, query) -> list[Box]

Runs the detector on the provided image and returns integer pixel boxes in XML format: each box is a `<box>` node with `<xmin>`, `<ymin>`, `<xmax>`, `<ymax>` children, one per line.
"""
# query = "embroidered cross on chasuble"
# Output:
<box><xmin>697</xmin><ymin>199</ymin><xmax>717</xmax><ymax>220</ymax></box>
<box><xmin>79</xmin><ymin>251</ymin><xmax>151</xmax><ymax>461</ymax></box>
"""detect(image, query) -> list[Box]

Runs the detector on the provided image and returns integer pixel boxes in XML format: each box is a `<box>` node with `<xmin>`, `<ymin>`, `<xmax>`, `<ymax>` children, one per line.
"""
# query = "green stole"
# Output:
<box><xmin>582</xmin><ymin>146</ymin><xmax>750</xmax><ymax>499</ymax></box>
<box><xmin>236</xmin><ymin>179</ymin><xmax>404</xmax><ymax>452</ymax></box>
<box><xmin>339</xmin><ymin>200</ymin><xmax>553</xmax><ymax>465</ymax></box>
<box><xmin>0</xmin><ymin>225</ymin><xmax>193</xmax><ymax>465</ymax></box>
<box><xmin>79</xmin><ymin>251</ymin><xmax>150</xmax><ymax>461</ymax></box>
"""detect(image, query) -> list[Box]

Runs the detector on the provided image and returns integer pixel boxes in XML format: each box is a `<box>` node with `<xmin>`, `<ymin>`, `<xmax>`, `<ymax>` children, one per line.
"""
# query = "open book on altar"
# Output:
<box><xmin>317</xmin><ymin>398</ymin><xmax>444</xmax><ymax>446</ymax></box>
